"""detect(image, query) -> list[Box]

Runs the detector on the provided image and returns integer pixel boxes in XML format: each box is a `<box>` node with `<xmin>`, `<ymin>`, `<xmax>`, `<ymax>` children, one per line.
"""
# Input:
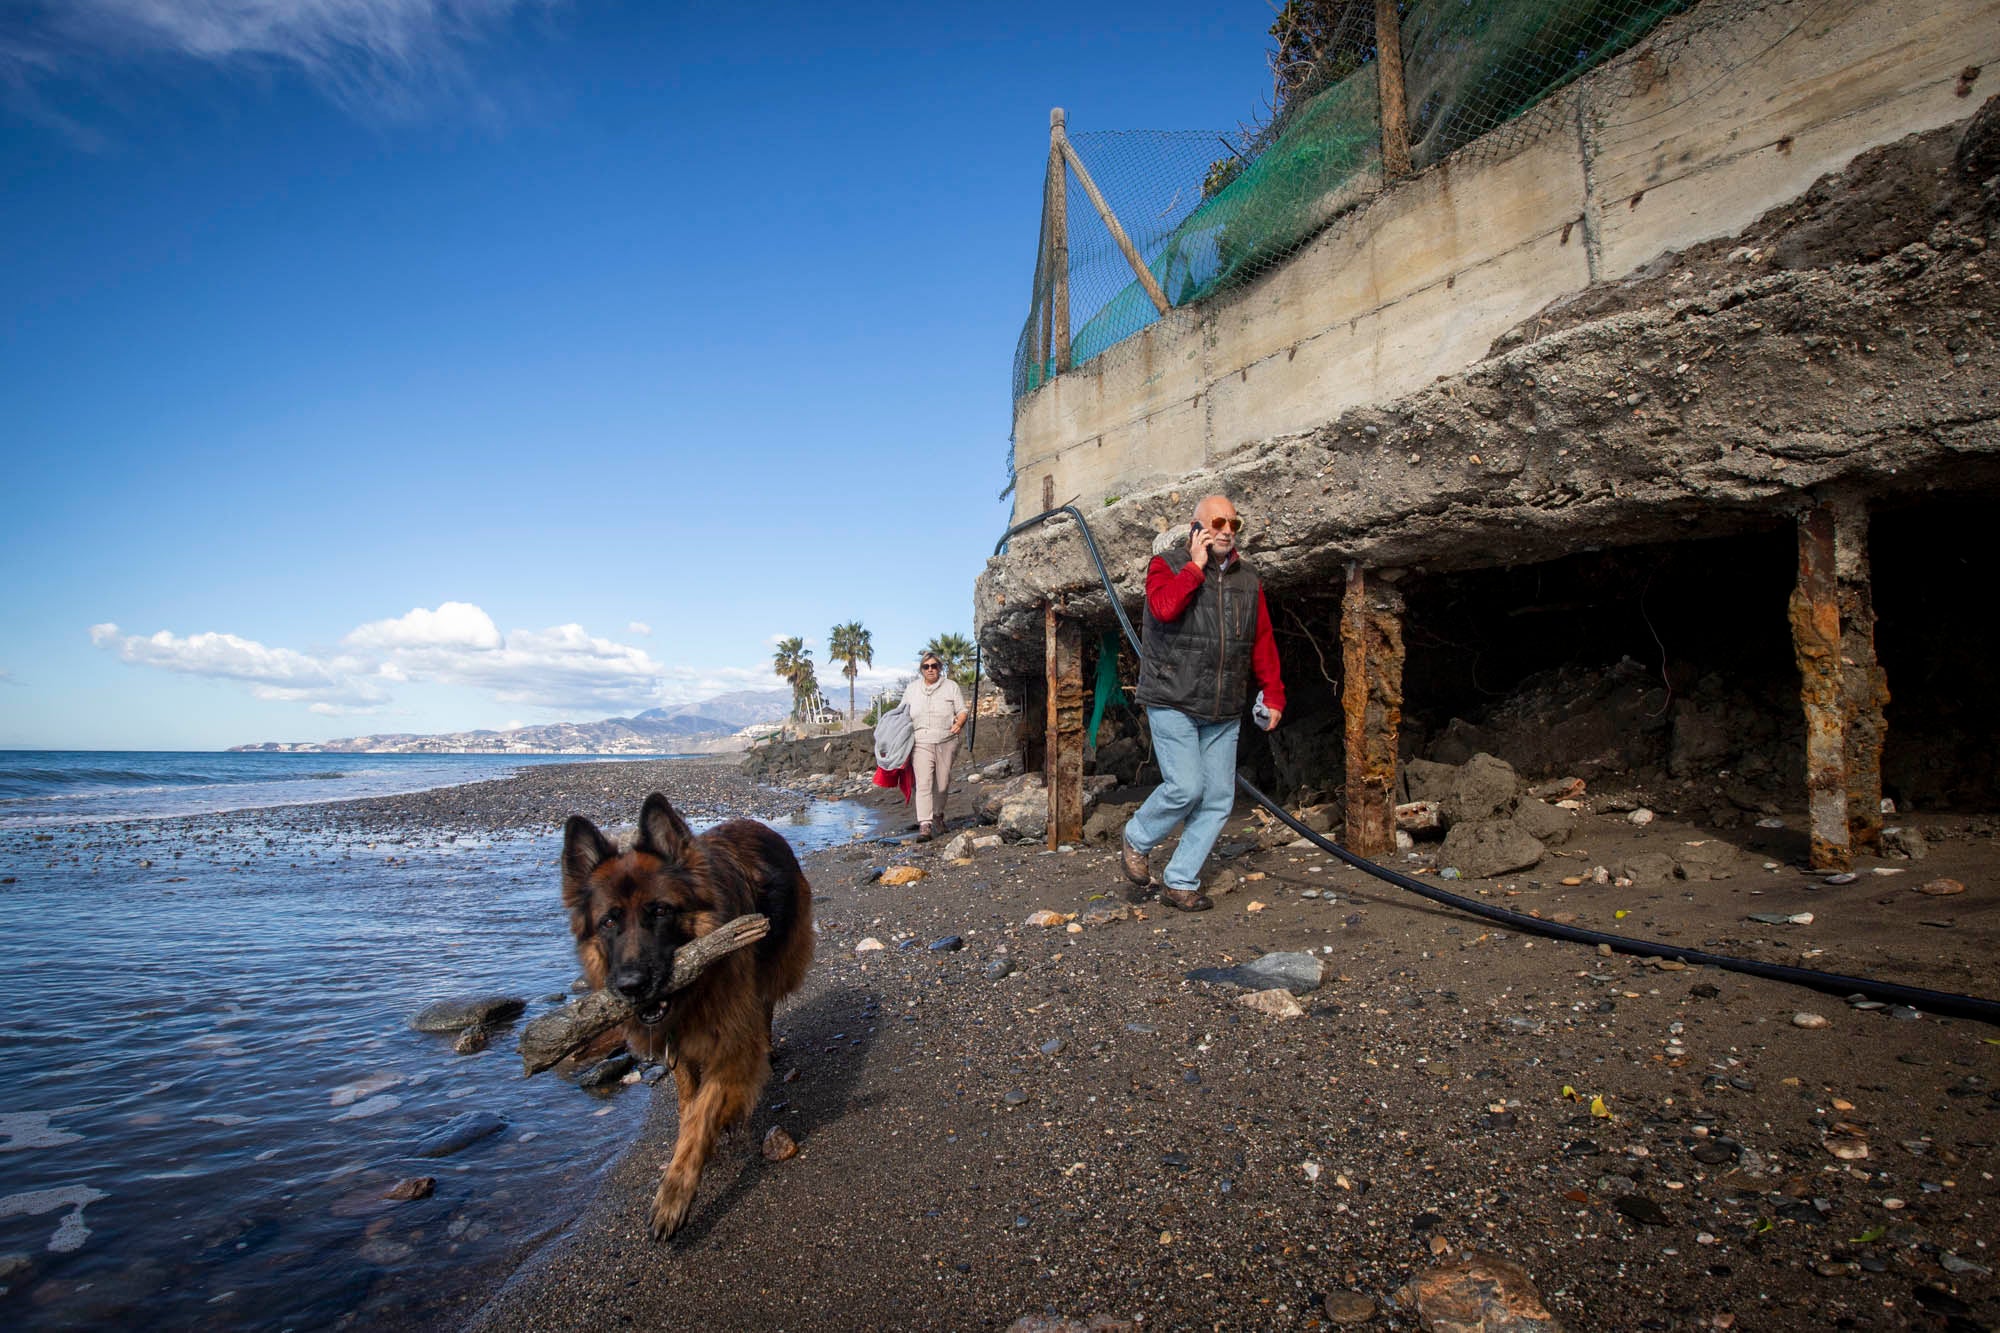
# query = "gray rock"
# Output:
<box><xmin>1080</xmin><ymin>902</ymin><xmax>1132</xmax><ymax>927</ymax></box>
<box><xmin>1674</xmin><ymin>839</ymin><xmax>1740</xmax><ymax>880</ymax></box>
<box><xmin>1403</xmin><ymin>757</ymin><xmax>1459</xmax><ymax>803</ymax></box>
<box><xmin>1444</xmin><ymin>753</ymin><xmax>1520</xmax><ymax>827</ymax></box>
<box><xmin>576</xmin><ymin>1053</ymin><xmax>636</xmax><ymax>1088</ymax></box>
<box><xmin>1237</xmin><ymin>950</ymin><xmax>1326</xmax><ymax>994</ymax></box>
<box><xmin>1185</xmin><ymin>950</ymin><xmax>1325</xmax><ymax>995</ymax></box>
<box><xmin>986</xmin><ymin>773</ymin><xmax>1049</xmax><ymax>841</ymax></box>
<box><xmin>1040</xmin><ymin>1037</ymin><xmax>1066</xmax><ymax>1056</ymax></box>
<box><xmin>940</xmin><ymin>833</ymin><xmax>973</xmax><ymax>859</ymax></box>
<box><xmin>410</xmin><ymin>994</ymin><xmax>526</xmax><ymax>1033</ymax></box>
<box><xmin>1083</xmin><ymin>801</ymin><xmax>1138</xmax><ymax>844</ymax></box>
<box><xmin>1881</xmin><ymin>826</ymin><xmax>1928</xmax><ymax>859</ymax></box>
<box><xmin>929</xmin><ymin>935</ymin><xmax>964</xmax><ymax>952</ymax></box>
<box><xmin>452</xmin><ymin>1025</ymin><xmax>490</xmax><ymax>1055</ymax></box>
<box><xmin>1511</xmin><ymin>797</ymin><xmax>1575</xmax><ymax>847</ymax></box>
<box><xmin>1438</xmin><ymin>819</ymin><xmax>1545</xmax><ymax>878</ymax></box>
<box><xmin>1619</xmin><ymin>851</ymin><xmax>1680</xmax><ymax>883</ymax></box>
<box><xmin>984</xmin><ymin>957</ymin><xmax>1016</xmax><ymax>980</ymax></box>
<box><xmin>412</xmin><ymin>1111</ymin><xmax>507</xmax><ymax>1159</ymax></box>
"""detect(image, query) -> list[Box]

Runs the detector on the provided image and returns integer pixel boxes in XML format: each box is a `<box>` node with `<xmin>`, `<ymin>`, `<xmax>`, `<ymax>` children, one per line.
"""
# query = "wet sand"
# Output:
<box><xmin>455</xmin><ymin>759</ymin><xmax>2000</xmax><ymax>1332</ymax></box>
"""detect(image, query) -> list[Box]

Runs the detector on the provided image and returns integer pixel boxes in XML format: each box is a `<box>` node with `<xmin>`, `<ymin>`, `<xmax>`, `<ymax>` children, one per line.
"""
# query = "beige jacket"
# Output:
<box><xmin>905</xmin><ymin>675</ymin><xmax>968</xmax><ymax>743</ymax></box>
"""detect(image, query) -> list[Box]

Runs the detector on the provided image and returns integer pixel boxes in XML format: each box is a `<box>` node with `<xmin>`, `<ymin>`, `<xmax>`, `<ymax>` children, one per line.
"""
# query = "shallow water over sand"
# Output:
<box><xmin>0</xmin><ymin>798</ymin><xmax>870</xmax><ymax>1331</ymax></box>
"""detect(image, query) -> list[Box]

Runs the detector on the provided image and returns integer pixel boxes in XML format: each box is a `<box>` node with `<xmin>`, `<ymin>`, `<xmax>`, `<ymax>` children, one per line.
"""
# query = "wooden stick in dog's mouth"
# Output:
<box><xmin>518</xmin><ymin>913</ymin><xmax>770</xmax><ymax>1076</ymax></box>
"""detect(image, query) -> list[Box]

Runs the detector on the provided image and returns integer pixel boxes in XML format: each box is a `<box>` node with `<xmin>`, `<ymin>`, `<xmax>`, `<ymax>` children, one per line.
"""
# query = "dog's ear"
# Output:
<box><xmin>636</xmin><ymin>791</ymin><xmax>696</xmax><ymax>864</ymax></box>
<box><xmin>561</xmin><ymin>815</ymin><xmax>614</xmax><ymax>921</ymax></box>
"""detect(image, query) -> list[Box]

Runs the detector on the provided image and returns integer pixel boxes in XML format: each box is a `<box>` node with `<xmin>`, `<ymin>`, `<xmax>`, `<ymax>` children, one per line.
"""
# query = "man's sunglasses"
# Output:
<box><xmin>1206</xmin><ymin>516</ymin><xmax>1243</xmax><ymax>533</ymax></box>
<box><xmin>921</xmin><ymin>662</ymin><xmax>942</xmax><ymax>671</ymax></box>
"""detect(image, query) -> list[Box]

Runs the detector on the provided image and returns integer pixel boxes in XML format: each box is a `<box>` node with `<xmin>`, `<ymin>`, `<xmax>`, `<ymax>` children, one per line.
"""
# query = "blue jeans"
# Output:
<box><xmin>1123</xmin><ymin>706</ymin><xmax>1241</xmax><ymax>891</ymax></box>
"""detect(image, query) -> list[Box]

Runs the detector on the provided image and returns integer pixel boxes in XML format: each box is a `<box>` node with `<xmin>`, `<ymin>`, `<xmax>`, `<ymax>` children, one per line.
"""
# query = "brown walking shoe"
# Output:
<box><xmin>1119</xmin><ymin>839</ymin><xmax>1151</xmax><ymax>887</ymax></box>
<box><xmin>1159</xmin><ymin>887</ymin><xmax>1214</xmax><ymax>913</ymax></box>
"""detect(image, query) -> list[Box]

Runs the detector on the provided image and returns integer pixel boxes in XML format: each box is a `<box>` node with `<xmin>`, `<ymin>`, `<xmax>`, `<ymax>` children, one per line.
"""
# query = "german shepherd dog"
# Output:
<box><xmin>562</xmin><ymin>792</ymin><xmax>813</xmax><ymax>1239</ymax></box>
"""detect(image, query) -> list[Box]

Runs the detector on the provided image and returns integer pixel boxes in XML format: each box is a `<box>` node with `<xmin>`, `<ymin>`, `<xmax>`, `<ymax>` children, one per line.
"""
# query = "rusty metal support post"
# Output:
<box><xmin>1375</xmin><ymin>0</ymin><xmax>1413</xmax><ymax>179</ymax></box>
<box><xmin>1045</xmin><ymin>602</ymin><xmax>1085</xmax><ymax>849</ymax></box>
<box><xmin>1834</xmin><ymin>501</ymin><xmax>1889</xmax><ymax>854</ymax></box>
<box><xmin>1341</xmin><ymin>564</ymin><xmax>1404</xmax><ymax>857</ymax></box>
<box><xmin>1790</xmin><ymin>507</ymin><xmax>1849</xmax><ymax>870</ymax></box>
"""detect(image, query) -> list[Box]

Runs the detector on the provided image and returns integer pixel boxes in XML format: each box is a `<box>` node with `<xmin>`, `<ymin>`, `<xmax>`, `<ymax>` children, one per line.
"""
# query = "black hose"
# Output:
<box><xmin>993</xmin><ymin>504</ymin><xmax>2000</xmax><ymax>1026</ymax></box>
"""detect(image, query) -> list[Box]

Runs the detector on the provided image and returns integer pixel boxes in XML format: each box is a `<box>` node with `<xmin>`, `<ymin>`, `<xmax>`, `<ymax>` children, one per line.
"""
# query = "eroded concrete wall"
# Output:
<box><xmin>1010</xmin><ymin>0</ymin><xmax>2000</xmax><ymax>524</ymax></box>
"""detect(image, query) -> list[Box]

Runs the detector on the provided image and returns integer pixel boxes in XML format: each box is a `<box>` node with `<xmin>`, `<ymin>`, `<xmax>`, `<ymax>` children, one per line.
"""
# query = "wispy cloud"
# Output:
<box><xmin>626</xmin><ymin>621</ymin><xmax>651</xmax><ymax>637</ymax></box>
<box><xmin>7</xmin><ymin>0</ymin><xmax>552</xmax><ymax>128</ymax></box>
<box><xmin>0</xmin><ymin>668</ymin><xmax>20</xmax><ymax>686</ymax></box>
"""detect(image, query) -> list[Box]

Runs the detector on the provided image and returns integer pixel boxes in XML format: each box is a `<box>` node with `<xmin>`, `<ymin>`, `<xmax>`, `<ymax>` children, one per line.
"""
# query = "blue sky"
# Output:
<box><xmin>0</xmin><ymin>0</ymin><xmax>1274</xmax><ymax>750</ymax></box>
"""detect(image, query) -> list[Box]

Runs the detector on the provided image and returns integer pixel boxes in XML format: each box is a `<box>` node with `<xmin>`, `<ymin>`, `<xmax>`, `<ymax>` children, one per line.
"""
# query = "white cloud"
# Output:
<box><xmin>12</xmin><ymin>0</ymin><xmax>550</xmax><ymax>124</ymax></box>
<box><xmin>88</xmin><ymin>622</ymin><xmax>388</xmax><ymax>709</ymax></box>
<box><xmin>90</xmin><ymin>602</ymin><xmax>669</xmax><ymax>716</ymax></box>
<box><xmin>627</xmin><ymin>621</ymin><xmax>651</xmax><ymax>636</ymax></box>
<box><xmin>345</xmin><ymin>601</ymin><xmax>502</xmax><ymax>652</ymax></box>
<box><xmin>0</xmin><ymin>668</ymin><xmax>17</xmax><ymax>686</ymax></box>
<box><xmin>90</xmin><ymin>621</ymin><xmax>335</xmax><ymax>686</ymax></box>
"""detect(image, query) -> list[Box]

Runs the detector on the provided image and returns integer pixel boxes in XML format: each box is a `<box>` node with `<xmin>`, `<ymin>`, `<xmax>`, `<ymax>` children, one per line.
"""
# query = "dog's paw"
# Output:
<box><xmin>648</xmin><ymin>1179</ymin><xmax>695</xmax><ymax>1241</ymax></box>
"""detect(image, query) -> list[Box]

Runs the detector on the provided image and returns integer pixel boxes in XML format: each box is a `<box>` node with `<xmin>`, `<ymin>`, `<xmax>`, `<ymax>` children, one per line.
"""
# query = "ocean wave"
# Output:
<box><xmin>0</xmin><ymin>763</ymin><xmax>355</xmax><ymax>799</ymax></box>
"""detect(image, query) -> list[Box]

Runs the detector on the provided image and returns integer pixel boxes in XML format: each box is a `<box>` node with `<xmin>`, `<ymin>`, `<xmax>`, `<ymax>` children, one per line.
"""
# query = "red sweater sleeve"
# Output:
<box><xmin>1145</xmin><ymin>554</ymin><xmax>1205</xmax><ymax>622</ymax></box>
<box><xmin>1252</xmin><ymin>586</ymin><xmax>1285</xmax><ymax>716</ymax></box>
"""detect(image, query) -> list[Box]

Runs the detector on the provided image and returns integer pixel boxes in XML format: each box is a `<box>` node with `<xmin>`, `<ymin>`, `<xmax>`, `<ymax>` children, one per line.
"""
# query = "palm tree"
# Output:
<box><xmin>772</xmin><ymin>636</ymin><xmax>814</xmax><ymax>721</ymax></box>
<box><xmin>923</xmin><ymin>632</ymin><xmax>977</xmax><ymax>692</ymax></box>
<box><xmin>828</xmin><ymin>621</ymin><xmax>873</xmax><ymax>725</ymax></box>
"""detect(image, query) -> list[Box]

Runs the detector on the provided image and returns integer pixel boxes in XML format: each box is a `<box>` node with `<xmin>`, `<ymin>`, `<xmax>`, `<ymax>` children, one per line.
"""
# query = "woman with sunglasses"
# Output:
<box><xmin>906</xmin><ymin>654</ymin><xmax>970</xmax><ymax>840</ymax></box>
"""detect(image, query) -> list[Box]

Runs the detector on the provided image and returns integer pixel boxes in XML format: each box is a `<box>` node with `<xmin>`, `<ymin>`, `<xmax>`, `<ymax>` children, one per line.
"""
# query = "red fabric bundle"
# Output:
<box><xmin>873</xmin><ymin>764</ymin><xmax>914</xmax><ymax>804</ymax></box>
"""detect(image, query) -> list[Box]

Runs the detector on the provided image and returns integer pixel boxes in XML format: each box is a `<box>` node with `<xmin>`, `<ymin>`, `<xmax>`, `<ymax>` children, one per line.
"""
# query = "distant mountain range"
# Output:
<box><xmin>230</xmin><ymin>688</ymin><xmax>796</xmax><ymax>755</ymax></box>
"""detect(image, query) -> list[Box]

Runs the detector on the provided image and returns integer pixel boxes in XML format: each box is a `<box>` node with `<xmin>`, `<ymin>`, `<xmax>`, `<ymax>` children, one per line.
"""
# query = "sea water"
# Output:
<box><xmin>0</xmin><ymin>751</ymin><xmax>608</xmax><ymax>829</ymax></box>
<box><xmin>0</xmin><ymin>753</ymin><xmax>872</xmax><ymax>1330</ymax></box>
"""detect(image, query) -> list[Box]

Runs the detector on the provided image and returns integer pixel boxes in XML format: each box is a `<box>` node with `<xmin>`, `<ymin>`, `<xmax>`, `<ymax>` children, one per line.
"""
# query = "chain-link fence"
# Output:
<box><xmin>1012</xmin><ymin>0</ymin><xmax>1753</xmax><ymax>404</ymax></box>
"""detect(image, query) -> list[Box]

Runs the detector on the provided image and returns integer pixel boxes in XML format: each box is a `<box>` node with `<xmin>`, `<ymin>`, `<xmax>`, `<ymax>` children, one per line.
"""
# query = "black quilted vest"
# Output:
<box><xmin>1135</xmin><ymin>547</ymin><xmax>1261</xmax><ymax>724</ymax></box>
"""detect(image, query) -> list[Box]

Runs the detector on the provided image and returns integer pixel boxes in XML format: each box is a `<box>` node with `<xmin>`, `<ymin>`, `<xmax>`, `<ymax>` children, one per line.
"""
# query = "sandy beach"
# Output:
<box><xmin>431</xmin><ymin>748</ymin><xmax>2000</xmax><ymax>1333</ymax></box>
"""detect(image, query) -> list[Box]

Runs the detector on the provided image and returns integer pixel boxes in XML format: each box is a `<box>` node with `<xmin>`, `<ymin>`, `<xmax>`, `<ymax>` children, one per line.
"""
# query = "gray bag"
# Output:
<box><xmin>872</xmin><ymin>700</ymin><xmax>914</xmax><ymax>770</ymax></box>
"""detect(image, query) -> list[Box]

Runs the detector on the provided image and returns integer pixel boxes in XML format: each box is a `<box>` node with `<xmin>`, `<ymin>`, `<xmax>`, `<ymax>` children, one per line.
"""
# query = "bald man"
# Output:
<box><xmin>1120</xmin><ymin>494</ymin><xmax>1285</xmax><ymax>911</ymax></box>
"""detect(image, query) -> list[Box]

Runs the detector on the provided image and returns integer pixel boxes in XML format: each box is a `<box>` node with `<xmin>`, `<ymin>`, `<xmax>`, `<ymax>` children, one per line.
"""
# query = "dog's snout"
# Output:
<box><xmin>610</xmin><ymin>966</ymin><xmax>650</xmax><ymax>999</ymax></box>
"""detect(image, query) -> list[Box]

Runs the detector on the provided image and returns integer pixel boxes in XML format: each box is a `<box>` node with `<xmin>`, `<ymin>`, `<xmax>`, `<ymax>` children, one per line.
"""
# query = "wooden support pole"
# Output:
<box><xmin>1045</xmin><ymin>602</ymin><xmax>1086</xmax><ymax>848</ymax></box>
<box><xmin>1341</xmin><ymin>565</ymin><xmax>1404</xmax><ymax>857</ymax></box>
<box><xmin>1055</xmin><ymin>133</ymin><xmax>1171</xmax><ymax>316</ymax></box>
<box><xmin>1790</xmin><ymin>506</ymin><xmax>1850</xmax><ymax>870</ymax></box>
<box><xmin>1049</xmin><ymin>108</ymin><xmax>1072</xmax><ymax>373</ymax></box>
<box><xmin>1375</xmin><ymin>0</ymin><xmax>1413</xmax><ymax>178</ymax></box>
<box><xmin>1834</xmin><ymin>500</ymin><xmax>1889</xmax><ymax>855</ymax></box>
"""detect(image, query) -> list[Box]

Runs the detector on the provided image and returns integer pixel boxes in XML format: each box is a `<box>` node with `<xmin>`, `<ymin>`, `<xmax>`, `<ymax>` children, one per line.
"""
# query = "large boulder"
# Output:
<box><xmin>1511</xmin><ymin>797</ymin><xmax>1576</xmax><ymax>847</ymax></box>
<box><xmin>1402</xmin><ymin>757</ymin><xmax>1459</xmax><ymax>803</ymax></box>
<box><xmin>1444</xmin><ymin>753</ymin><xmax>1521</xmax><ymax>827</ymax></box>
<box><xmin>1438</xmin><ymin>819</ymin><xmax>1545</xmax><ymax>879</ymax></box>
<box><xmin>995</xmin><ymin>775</ymin><xmax>1048</xmax><ymax>842</ymax></box>
<box><xmin>979</xmin><ymin>773</ymin><xmax>1043</xmax><ymax>823</ymax></box>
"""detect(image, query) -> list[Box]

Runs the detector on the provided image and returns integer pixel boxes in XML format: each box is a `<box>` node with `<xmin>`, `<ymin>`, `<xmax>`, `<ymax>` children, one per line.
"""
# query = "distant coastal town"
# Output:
<box><xmin>228</xmin><ymin>690</ymin><xmax>793</xmax><ymax>755</ymax></box>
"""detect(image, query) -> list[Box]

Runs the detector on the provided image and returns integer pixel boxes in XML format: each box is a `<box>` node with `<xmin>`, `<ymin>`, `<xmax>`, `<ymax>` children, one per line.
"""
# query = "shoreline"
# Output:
<box><xmin>12</xmin><ymin>750</ymin><xmax>1997</xmax><ymax>1330</ymax></box>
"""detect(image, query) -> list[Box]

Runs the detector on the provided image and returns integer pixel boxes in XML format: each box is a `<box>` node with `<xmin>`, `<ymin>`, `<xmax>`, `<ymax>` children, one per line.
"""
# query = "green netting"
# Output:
<box><xmin>1013</xmin><ymin>0</ymin><xmax>1703</xmax><ymax>403</ymax></box>
<box><xmin>1403</xmin><ymin>0</ymin><xmax>1693</xmax><ymax>169</ymax></box>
